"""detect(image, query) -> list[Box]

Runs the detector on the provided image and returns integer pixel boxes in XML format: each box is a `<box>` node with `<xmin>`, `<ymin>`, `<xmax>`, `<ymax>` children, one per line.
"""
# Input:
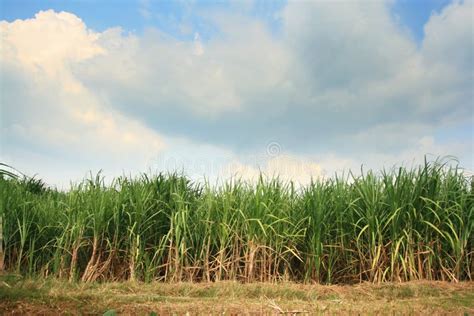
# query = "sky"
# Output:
<box><xmin>0</xmin><ymin>0</ymin><xmax>473</xmax><ymax>187</ymax></box>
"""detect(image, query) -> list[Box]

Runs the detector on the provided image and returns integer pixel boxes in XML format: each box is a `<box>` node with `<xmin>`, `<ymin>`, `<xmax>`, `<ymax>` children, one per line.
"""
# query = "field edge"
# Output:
<box><xmin>1</xmin><ymin>275</ymin><xmax>473</xmax><ymax>315</ymax></box>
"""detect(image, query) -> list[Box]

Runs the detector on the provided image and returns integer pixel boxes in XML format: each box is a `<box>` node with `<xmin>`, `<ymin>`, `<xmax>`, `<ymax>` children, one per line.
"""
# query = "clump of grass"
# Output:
<box><xmin>0</xmin><ymin>158</ymin><xmax>472</xmax><ymax>283</ymax></box>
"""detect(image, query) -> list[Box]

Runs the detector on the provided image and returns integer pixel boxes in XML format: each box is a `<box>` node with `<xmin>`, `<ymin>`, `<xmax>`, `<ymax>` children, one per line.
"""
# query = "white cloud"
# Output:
<box><xmin>422</xmin><ymin>0</ymin><xmax>473</xmax><ymax>71</ymax></box>
<box><xmin>417</xmin><ymin>0</ymin><xmax>473</xmax><ymax>120</ymax></box>
<box><xmin>1</xmin><ymin>10</ymin><xmax>166</xmax><ymax>186</ymax></box>
<box><xmin>217</xmin><ymin>134</ymin><xmax>472</xmax><ymax>186</ymax></box>
<box><xmin>283</xmin><ymin>0</ymin><xmax>417</xmax><ymax>90</ymax></box>
<box><xmin>71</xmin><ymin>0</ymin><xmax>472</xmax><ymax>150</ymax></box>
<box><xmin>75</xmin><ymin>15</ymin><xmax>290</xmax><ymax>117</ymax></box>
<box><xmin>0</xmin><ymin>10</ymin><xmax>103</xmax><ymax>88</ymax></box>
<box><xmin>219</xmin><ymin>154</ymin><xmax>324</xmax><ymax>186</ymax></box>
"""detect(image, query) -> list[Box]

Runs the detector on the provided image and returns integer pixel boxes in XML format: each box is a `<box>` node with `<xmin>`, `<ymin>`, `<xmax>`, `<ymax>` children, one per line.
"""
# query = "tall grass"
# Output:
<box><xmin>0</xmin><ymin>159</ymin><xmax>472</xmax><ymax>283</ymax></box>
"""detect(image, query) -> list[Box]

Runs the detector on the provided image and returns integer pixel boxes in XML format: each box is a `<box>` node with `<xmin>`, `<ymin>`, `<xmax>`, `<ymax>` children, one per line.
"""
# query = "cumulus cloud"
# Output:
<box><xmin>1</xmin><ymin>11</ymin><xmax>103</xmax><ymax>73</ymax></box>
<box><xmin>220</xmin><ymin>155</ymin><xmax>324</xmax><ymax>185</ymax></box>
<box><xmin>1</xmin><ymin>10</ymin><xmax>165</xmax><ymax>186</ymax></box>
<box><xmin>283</xmin><ymin>0</ymin><xmax>416</xmax><ymax>90</ymax></box>
<box><xmin>217</xmin><ymin>133</ymin><xmax>472</xmax><ymax>186</ymax></box>
<box><xmin>418</xmin><ymin>0</ymin><xmax>473</xmax><ymax>121</ymax></box>
<box><xmin>70</xmin><ymin>0</ymin><xmax>472</xmax><ymax>154</ymax></box>
<box><xmin>75</xmin><ymin>15</ymin><xmax>289</xmax><ymax>117</ymax></box>
<box><xmin>422</xmin><ymin>0</ymin><xmax>473</xmax><ymax>71</ymax></box>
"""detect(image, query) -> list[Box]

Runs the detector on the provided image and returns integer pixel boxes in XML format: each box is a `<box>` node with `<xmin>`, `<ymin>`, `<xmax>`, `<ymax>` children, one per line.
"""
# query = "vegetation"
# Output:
<box><xmin>0</xmin><ymin>163</ymin><xmax>19</xmax><ymax>180</ymax></box>
<box><xmin>1</xmin><ymin>276</ymin><xmax>473</xmax><ymax>314</ymax></box>
<box><xmin>0</xmin><ymin>158</ymin><xmax>472</xmax><ymax>284</ymax></box>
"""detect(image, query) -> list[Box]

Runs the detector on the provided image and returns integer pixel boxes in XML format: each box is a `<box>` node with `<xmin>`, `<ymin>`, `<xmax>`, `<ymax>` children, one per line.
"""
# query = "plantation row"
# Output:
<box><xmin>0</xmin><ymin>160</ymin><xmax>472</xmax><ymax>284</ymax></box>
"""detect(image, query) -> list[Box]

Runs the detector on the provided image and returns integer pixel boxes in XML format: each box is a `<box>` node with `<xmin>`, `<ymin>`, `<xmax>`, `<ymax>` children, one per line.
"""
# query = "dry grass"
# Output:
<box><xmin>1</xmin><ymin>275</ymin><xmax>473</xmax><ymax>315</ymax></box>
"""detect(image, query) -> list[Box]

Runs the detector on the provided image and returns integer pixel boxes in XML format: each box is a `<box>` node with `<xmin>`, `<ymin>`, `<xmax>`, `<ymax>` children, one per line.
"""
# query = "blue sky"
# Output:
<box><xmin>0</xmin><ymin>0</ymin><xmax>472</xmax><ymax>186</ymax></box>
<box><xmin>0</xmin><ymin>0</ymin><xmax>453</xmax><ymax>40</ymax></box>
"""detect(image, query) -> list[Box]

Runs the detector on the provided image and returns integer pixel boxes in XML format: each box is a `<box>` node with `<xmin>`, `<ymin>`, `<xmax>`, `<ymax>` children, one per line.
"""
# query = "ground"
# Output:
<box><xmin>0</xmin><ymin>274</ymin><xmax>473</xmax><ymax>315</ymax></box>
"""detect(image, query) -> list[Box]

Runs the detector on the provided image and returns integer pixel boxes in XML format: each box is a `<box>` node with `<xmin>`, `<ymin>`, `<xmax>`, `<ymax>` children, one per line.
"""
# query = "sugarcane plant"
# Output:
<box><xmin>0</xmin><ymin>158</ymin><xmax>472</xmax><ymax>283</ymax></box>
<box><xmin>0</xmin><ymin>163</ymin><xmax>19</xmax><ymax>271</ymax></box>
